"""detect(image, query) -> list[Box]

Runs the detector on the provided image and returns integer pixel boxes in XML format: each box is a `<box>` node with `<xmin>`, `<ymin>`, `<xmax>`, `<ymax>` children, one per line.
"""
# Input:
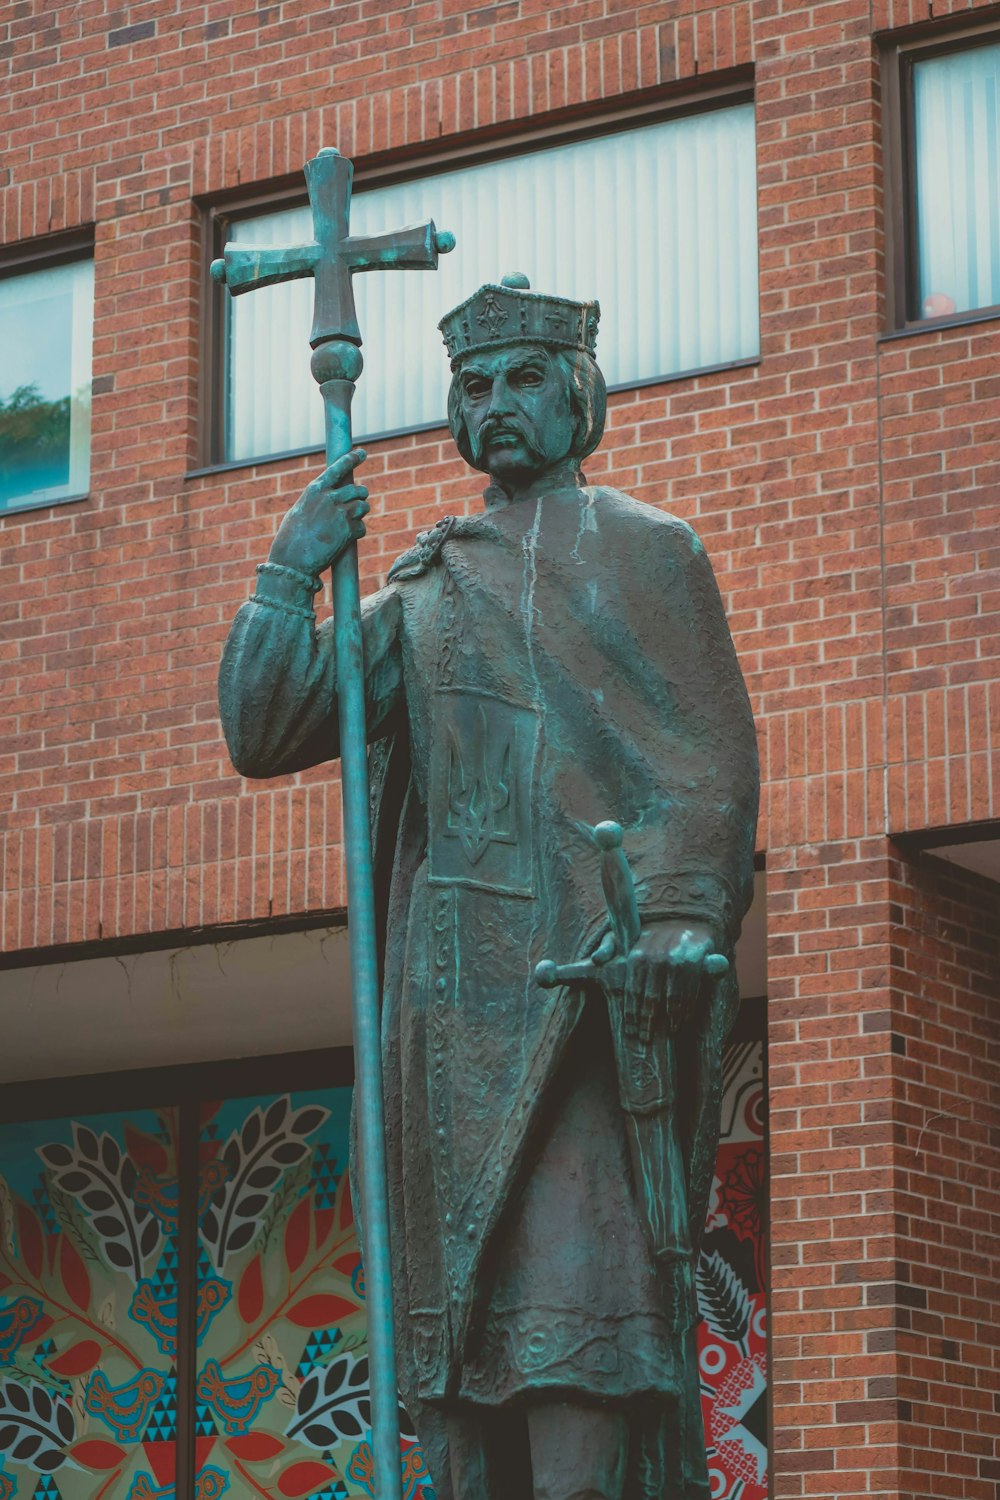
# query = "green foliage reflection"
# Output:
<box><xmin>0</xmin><ymin>382</ymin><xmax>74</xmax><ymax>504</ymax></box>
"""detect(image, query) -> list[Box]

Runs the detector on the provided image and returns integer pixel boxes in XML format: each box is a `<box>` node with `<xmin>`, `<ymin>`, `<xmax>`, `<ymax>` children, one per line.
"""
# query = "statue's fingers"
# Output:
<box><xmin>332</xmin><ymin>484</ymin><xmax>369</xmax><ymax>508</ymax></box>
<box><xmin>640</xmin><ymin>968</ymin><xmax>662</xmax><ymax>1045</ymax></box>
<box><xmin>625</xmin><ymin>955</ymin><xmax>646</xmax><ymax>1037</ymax></box>
<box><xmin>322</xmin><ymin>447</ymin><xmax>367</xmax><ymax>485</ymax></box>
<box><xmin>665</xmin><ymin>957</ymin><xmax>699</xmax><ymax>1015</ymax></box>
<box><xmin>591</xmin><ymin>930</ymin><xmax>618</xmax><ymax>967</ymax></box>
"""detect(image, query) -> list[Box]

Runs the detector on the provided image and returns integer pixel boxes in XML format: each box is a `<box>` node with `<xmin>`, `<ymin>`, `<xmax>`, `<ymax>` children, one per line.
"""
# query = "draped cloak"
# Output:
<box><xmin>218</xmin><ymin>484</ymin><xmax>759</xmax><ymax>1499</ymax></box>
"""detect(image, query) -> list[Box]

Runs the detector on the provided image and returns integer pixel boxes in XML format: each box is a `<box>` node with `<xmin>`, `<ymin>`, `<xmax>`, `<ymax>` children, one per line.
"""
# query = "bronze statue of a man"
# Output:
<box><xmin>219</xmin><ymin>275</ymin><xmax>759</xmax><ymax>1500</ymax></box>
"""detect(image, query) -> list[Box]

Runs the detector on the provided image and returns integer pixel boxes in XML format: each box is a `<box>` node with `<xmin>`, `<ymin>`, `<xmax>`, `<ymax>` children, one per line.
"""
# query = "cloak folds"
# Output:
<box><xmin>218</xmin><ymin>485</ymin><xmax>759</xmax><ymax>1499</ymax></box>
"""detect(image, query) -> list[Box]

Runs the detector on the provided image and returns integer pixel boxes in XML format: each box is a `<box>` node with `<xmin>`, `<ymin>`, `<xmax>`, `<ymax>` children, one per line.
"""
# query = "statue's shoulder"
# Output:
<box><xmin>586</xmin><ymin>486</ymin><xmax>705</xmax><ymax>557</ymax></box>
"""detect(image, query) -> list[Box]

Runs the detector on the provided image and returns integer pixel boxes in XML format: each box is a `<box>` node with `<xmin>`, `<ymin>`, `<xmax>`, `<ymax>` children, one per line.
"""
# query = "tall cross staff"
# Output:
<box><xmin>212</xmin><ymin>147</ymin><xmax>454</xmax><ymax>1500</ymax></box>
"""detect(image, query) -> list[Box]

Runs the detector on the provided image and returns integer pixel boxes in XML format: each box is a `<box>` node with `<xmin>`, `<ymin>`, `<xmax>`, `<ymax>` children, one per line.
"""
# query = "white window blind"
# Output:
<box><xmin>913</xmin><ymin>43</ymin><xmax>1000</xmax><ymax>319</ymax></box>
<box><xmin>0</xmin><ymin>258</ymin><xmax>94</xmax><ymax>511</ymax></box>
<box><xmin>225</xmin><ymin>104</ymin><xmax>759</xmax><ymax>462</ymax></box>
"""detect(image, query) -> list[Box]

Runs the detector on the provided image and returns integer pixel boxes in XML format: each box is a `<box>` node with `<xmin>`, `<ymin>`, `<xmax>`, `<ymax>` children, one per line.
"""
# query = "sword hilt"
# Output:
<box><xmin>534</xmin><ymin>818</ymin><xmax>730</xmax><ymax>989</ymax></box>
<box><xmin>535</xmin><ymin>951</ymin><xmax>729</xmax><ymax>989</ymax></box>
<box><xmin>594</xmin><ymin>820</ymin><xmax>641</xmax><ymax>954</ymax></box>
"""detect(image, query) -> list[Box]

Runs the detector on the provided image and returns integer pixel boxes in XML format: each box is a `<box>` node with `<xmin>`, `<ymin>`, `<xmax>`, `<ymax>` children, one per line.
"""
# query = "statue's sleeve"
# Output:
<box><xmin>217</xmin><ymin>567</ymin><xmax>403</xmax><ymax>778</ymax></box>
<box><xmin>627</xmin><ymin>515</ymin><xmax>759</xmax><ymax>949</ymax></box>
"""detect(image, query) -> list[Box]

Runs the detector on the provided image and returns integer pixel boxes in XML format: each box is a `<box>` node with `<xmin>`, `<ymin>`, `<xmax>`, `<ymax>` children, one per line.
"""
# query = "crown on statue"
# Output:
<box><xmin>439</xmin><ymin>273</ymin><xmax>601</xmax><ymax>368</ymax></box>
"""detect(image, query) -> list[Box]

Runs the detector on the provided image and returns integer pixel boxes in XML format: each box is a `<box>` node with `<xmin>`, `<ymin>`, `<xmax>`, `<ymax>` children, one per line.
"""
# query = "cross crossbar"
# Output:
<box><xmin>211</xmin><ymin>147</ymin><xmax>455</xmax><ymax>344</ymax></box>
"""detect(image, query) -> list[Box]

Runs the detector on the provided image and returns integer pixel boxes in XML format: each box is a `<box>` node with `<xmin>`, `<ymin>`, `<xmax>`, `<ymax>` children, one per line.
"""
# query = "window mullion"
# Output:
<box><xmin>174</xmin><ymin>1096</ymin><xmax>200</xmax><ymax>1500</ymax></box>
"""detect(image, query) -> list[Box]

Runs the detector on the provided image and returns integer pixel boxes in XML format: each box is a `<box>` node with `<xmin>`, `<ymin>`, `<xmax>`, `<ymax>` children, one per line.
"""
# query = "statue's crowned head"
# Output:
<box><xmin>439</xmin><ymin>274</ymin><xmax>607</xmax><ymax>483</ymax></box>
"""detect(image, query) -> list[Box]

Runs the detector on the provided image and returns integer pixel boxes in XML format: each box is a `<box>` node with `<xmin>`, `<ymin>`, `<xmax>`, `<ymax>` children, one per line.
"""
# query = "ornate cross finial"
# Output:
<box><xmin>211</xmin><ymin>146</ymin><xmax>455</xmax><ymax>348</ymax></box>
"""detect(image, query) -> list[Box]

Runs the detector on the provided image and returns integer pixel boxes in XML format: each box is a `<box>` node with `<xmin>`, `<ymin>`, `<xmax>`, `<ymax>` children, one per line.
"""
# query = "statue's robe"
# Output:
<box><xmin>219</xmin><ymin>484</ymin><xmax>759</xmax><ymax>1499</ymax></box>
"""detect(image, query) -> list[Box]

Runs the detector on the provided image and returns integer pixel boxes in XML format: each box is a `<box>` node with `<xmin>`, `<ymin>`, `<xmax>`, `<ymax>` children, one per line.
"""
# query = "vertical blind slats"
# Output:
<box><xmin>226</xmin><ymin>106</ymin><xmax>759</xmax><ymax>462</ymax></box>
<box><xmin>914</xmin><ymin>43</ymin><xmax>1000</xmax><ymax>318</ymax></box>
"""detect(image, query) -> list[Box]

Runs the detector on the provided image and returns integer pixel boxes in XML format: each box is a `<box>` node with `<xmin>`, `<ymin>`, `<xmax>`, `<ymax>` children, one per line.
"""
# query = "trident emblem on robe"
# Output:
<box><xmin>446</xmin><ymin>704</ymin><xmax>514</xmax><ymax>864</ymax></box>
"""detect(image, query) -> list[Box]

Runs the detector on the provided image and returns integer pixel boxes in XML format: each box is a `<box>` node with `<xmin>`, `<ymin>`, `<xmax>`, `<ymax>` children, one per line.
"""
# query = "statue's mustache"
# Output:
<box><xmin>473</xmin><ymin>416</ymin><xmax>543</xmax><ymax>462</ymax></box>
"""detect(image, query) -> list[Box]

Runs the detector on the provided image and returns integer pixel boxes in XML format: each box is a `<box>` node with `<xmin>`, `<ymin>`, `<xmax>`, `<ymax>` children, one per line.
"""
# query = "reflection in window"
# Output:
<box><xmin>223</xmin><ymin>105</ymin><xmax>759</xmax><ymax>462</ymax></box>
<box><xmin>913</xmin><ymin>42</ymin><xmax>1000</xmax><ymax>319</ymax></box>
<box><xmin>0</xmin><ymin>258</ymin><xmax>94</xmax><ymax>511</ymax></box>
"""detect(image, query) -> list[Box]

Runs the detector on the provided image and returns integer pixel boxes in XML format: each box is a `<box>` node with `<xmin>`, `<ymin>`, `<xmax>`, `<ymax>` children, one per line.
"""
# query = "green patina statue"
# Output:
<box><xmin>219</xmin><ymin>274</ymin><xmax>759</xmax><ymax>1500</ymax></box>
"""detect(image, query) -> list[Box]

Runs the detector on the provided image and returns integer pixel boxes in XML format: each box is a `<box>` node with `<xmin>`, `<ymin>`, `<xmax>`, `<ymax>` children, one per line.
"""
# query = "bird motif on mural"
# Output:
<box><xmin>133</xmin><ymin>1169</ymin><xmax>180</xmax><ymax>1233</ymax></box>
<box><xmin>198</xmin><ymin>1157</ymin><xmax>232</xmax><ymax>1218</ymax></box>
<box><xmin>129</xmin><ymin>1275</ymin><xmax>231</xmax><ymax>1356</ymax></box>
<box><xmin>0</xmin><ymin>1295</ymin><xmax>44</xmax><ymax>1364</ymax></box>
<box><xmin>195</xmin><ymin>1358</ymin><xmax>280</xmax><ymax>1435</ymax></box>
<box><xmin>195</xmin><ymin>1466</ymin><xmax>231</xmax><ymax>1499</ymax></box>
<box><xmin>129</xmin><ymin>1282</ymin><xmax>176</xmax><ymax>1356</ymax></box>
<box><xmin>132</xmin><ymin>1158</ymin><xmax>232</xmax><ymax>1235</ymax></box>
<box><xmin>126</xmin><ymin>1474</ymin><xmax>173</xmax><ymax>1500</ymax></box>
<box><xmin>84</xmin><ymin>1367</ymin><xmax>165</xmax><ymax>1442</ymax></box>
<box><xmin>194</xmin><ymin>1275</ymin><xmax>233</xmax><ymax>1342</ymax></box>
<box><xmin>126</xmin><ymin>1466</ymin><xmax>229</xmax><ymax>1500</ymax></box>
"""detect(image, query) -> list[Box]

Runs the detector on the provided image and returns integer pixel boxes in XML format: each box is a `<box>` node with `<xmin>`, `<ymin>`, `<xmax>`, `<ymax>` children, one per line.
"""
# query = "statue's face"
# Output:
<box><xmin>456</xmin><ymin>345</ymin><xmax>576</xmax><ymax>483</ymax></box>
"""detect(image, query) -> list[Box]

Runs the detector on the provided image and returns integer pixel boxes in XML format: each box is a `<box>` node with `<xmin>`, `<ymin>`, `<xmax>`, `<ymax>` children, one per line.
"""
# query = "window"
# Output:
<box><xmin>886</xmin><ymin>30</ymin><xmax>1000</xmax><ymax>327</ymax></box>
<box><xmin>0</xmin><ymin>253</ymin><xmax>94</xmax><ymax>512</ymax></box>
<box><xmin>209</xmin><ymin>99</ymin><xmax>759</xmax><ymax>466</ymax></box>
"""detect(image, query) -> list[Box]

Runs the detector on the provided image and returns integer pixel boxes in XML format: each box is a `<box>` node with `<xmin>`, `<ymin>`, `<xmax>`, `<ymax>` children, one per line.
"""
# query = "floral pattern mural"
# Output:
<box><xmin>0</xmin><ymin>1107</ymin><xmax>182</xmax><ymax>1500</ymax></box>
<box><xmin>697</xmin><ymin>1038</ymin><xmax>769</xmax><ymax>1500</ymax></box>
<box><xmin>194</xmin><ymin>1090</ymin><xmax>434</xmax><ymax>1500</ymax></box>
<box><xmin>0</xmin><ymin>1035</ymin><xmax>767</xmax><ymax>1498</ymax></box>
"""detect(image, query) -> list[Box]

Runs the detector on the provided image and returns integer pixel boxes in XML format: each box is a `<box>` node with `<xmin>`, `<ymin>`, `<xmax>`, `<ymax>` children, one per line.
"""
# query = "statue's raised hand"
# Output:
<box><xmin>269</xmin><ymin>448</ymin><xmax>370</xmax><ymax>577</ymax></box>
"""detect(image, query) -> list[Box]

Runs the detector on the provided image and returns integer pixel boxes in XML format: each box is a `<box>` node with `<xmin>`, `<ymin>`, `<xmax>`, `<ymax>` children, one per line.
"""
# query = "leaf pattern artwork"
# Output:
<box><xmin>37</xmin><ymin>1125</ymin><xmax>160</xmax><ymax>1283</ymax></box>
<box><xmin>285</xmin><ymin>1351</ymin><xmax>417</xmax><ymax>1449</ymax></box>
<box><xmin>0</xmin><ymin>1049</ymin><xmax>766</xmax><ymax>1499</ymax></box>
<box><xmin>0</xmin><ymin>1105</ymin><xmax>180</xmax><ymax>1499</ymax></box>
<box><xmin>0</xmin><ymin>1377</ymin><xmax>75</xmax><ymax>1472</ymax></box>
<box><xmin>697</xmin><ymin>1036</ymin><xmax>769</xmax><ymax>1500</ymax></box>
<box><xmin>200</xmin><ymin>1097</ymin><xmax>329</xmax><ymax>1272</ymax></box>
<box><xmin>196</xmin><ymin>1088</ymin><xmax>439</xmax><ymax>1499</ymax></box>
<box><xmin>697</xmin><ymin>1248</ymin><xmax>751</xmax><ymax>1354</ymax></box>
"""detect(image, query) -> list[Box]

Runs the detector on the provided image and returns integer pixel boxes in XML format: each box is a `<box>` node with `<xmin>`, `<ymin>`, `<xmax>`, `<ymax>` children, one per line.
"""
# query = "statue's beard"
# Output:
<box><xmin>470</xmin><ymin>417</ymin><xmax>546</xmax><ymax>471</ymax></box>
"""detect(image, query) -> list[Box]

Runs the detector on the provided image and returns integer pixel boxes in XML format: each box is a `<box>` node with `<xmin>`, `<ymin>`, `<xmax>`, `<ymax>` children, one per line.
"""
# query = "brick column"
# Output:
<box><xmin>767</xmin><ymin>839</ymin><xmax>904</xmax><ymax>1500</ymax></box>
<box><xmin>767</xmin><ymin>840</ymin><xmax>1000</xmax><ymax>1500</ymax></box>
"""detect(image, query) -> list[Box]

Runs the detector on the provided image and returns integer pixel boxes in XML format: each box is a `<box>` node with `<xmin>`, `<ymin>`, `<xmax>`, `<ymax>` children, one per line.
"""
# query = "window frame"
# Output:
<box><xmin>882</xmin><ymin>19</ymin><xmax>1000</xmax><ymax>335</ymax></box>
<box><xmin>0</xmin><ymin>226</ymin><xmax>96</xmax><ymax>516</ymax></box>
<box><xmin>195</xmin><ymin>76</ymin><xmax>757</xmax><ymax>473</ymax></box>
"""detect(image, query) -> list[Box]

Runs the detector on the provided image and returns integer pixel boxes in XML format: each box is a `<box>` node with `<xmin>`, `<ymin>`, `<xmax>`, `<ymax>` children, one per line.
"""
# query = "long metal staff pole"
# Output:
<box><xmin>312</xmin><ymin>338</ymin><xmax>402</xmax><ymax>1500</ymax></box>
<box><xmin>213</xmin><ymin>146</ymin><xmax>454</xmax><ymax>1495</ymax></box>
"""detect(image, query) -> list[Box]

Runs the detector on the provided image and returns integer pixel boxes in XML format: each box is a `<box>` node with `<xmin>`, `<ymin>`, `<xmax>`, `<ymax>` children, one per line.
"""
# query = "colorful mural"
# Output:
<box><xmin>698</xmin><ymin>1038</ymin><xmax>769</xmax><ymax>1500</ymax></box>
<box><xmin>0</xmin><ymin>1107</ymin><xmax>181</xmax><ymax>1500</ymax></box>
<box><xmin>194</xmin><ymin>1090</ymin><xmax>433</xmax><ymax>1500</ymax></box>
<box><xmin>0</xmin><ymin>1034</ymin><xmax>767</xmax><ymax>1498</ymax></box>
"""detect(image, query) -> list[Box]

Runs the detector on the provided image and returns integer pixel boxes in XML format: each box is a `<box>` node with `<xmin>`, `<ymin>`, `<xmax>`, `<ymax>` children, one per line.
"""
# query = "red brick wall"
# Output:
<box><xmin>2</xmin><ymin>1</ymin><xmax>999</xmax><ymax>1495</ymax></box>
<box><xmin>768</xmin><ymin>841</ymin><xmax>1000</xmax><ymax>1500</ymax></box>
<box><xmin>768</xmin><ymin>837</ymin><xmax>903</xmax><ymax>1500</ymax></box>
<box><xmin>890</xmin><ymin>855</ymin><xmax>1000</xmax><ymax>1500</ymax></box>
